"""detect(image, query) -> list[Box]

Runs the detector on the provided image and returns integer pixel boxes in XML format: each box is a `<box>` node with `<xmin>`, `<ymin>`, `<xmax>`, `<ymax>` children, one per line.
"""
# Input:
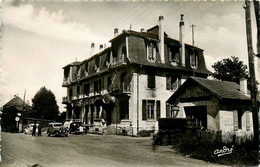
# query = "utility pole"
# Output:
<box><xmin>191</xmin><ymin>24</ymin><xmax>196</xmax><ymax>76</ymax></box>
<box><xmin>244</xmin><ymin>0</ymin><xmax>259</xmax><ymax>163</ymax></box>
<box><xmin>22</xmin><ymin>89</ymin><xmax>26</xmax><ymax>132</ymax></box>
<box><xmin>253</xmin><ymin>0</ymin><xmax>260</xmax><ymax>53</ymax></box>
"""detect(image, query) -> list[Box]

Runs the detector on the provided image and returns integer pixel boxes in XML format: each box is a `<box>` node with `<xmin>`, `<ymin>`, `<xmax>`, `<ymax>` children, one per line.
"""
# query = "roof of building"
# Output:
<box><xmin>167</xmin><ymin>77</ymin><xmax>251</xmax><ymax>102</ymax></box>
<box><xmin>63</xmin><ymin>61</ymin><xmax>82</xmax><ymax>69</ymax></box>
<box><xmin>3</xmin><ymin>96</ymin><xmax>29</xmax><ymax>108</ymax></box>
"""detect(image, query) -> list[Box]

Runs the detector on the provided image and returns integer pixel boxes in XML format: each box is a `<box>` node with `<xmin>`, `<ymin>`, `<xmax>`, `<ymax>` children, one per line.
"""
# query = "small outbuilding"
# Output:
<box><xmin>167</xmin><ymin>77</ymin><xmax>253</xmax><ymax>136</ymax></box>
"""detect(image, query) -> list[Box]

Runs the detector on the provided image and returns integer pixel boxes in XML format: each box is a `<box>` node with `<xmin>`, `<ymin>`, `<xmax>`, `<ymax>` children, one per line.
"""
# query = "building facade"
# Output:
<box><xmin>167</xmin><ymin>77</ymin><xmax>253</xmax><ymax>136</ymax></box>
<box><xmin>62</xmin><ymin>16</ymin><xmax>211</xmax><ymax>135</ymax></box>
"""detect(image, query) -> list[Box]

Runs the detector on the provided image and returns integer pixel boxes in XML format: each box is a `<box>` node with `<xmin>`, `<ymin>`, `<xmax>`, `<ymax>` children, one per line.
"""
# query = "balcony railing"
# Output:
<box><xmin>111</xmin><ymin>82</ymin><xmax>131</xmax><ymax>93</ymax></box>
<box><xmin>111</xmin><ymin>54</ymin><xmax>127</xmax><ymax>66</ymax></box>
<box><xmin>63</xmin><ymin>77</ymin><xmax>71</xmax><ymax>85</ymax></box>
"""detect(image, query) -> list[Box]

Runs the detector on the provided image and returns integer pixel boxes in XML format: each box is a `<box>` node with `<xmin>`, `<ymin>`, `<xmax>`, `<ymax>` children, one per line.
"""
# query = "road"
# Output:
<box><xmin>1</xmin><ymin>132</ymin><xmax>228</xmax><ymax>167</ymax></box>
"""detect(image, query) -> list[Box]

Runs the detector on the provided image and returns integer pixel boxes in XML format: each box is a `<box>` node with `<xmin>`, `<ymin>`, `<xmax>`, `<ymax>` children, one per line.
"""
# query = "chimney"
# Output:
<box><xmin>159</xmin><ymin>16</ymin><xmax>165</xmax><ymax>63</ymax></box>
<box><xmin>99</xmin><ymin>44</ymin><xmax>103</xmax><ymax>52</ymax></box>
<box><xmin>240</xmin><ymin>78</ymin><xmax>248</xmax><ymax>94</ymax></box>
<box><xmin>114</xmin><ymin>28</ymin><xmax>118</xmax><ymax>37</ymax></box>
<box><xmin>141</xmin><ymin>28</ymin><xmax>145</xmax><ymax>32</ymax></box>
<box><xmin>89</xmin><ymin>43</ymin><xmax>95</xmax><ymax>56</ymax></box>
<box><xmin>179</xmin><ymin>14</ymin><xmax>185</xmax><ymax>66</ymax></box>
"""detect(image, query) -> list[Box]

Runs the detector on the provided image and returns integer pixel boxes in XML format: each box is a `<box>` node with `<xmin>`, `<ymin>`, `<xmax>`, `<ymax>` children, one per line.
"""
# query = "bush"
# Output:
<box><xmin>173</xmin><ymin>129</ymin><xmax>257</xmax><ymax>166</ymax></box>
<box><xmin>138</xmin><ymin>130</ymin><xmax>153</xmax><ymax>137</ymax></box>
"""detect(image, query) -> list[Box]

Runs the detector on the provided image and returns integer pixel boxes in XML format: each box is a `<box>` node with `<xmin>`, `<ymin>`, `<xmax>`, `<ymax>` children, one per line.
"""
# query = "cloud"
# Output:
<box><xmin>2</xmin><ymin>4</ymin><xmax>107</xmax><ymax>44</ymax></box>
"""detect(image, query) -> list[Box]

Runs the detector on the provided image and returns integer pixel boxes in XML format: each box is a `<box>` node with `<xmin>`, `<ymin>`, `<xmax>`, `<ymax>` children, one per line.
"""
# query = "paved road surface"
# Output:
<box><xmin>1</xmin><ymin>132</ymin><xmax>228</xmax><ymax>167</ymax></box>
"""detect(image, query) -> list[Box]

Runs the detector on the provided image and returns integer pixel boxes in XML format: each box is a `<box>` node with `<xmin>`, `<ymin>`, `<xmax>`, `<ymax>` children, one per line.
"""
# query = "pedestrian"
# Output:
<box><xmin>32</xmin><ymin>123</ymin><xmax>36</xmax><ymax>136</ymax></box>
<box><xmin>38</xmin><ymin>124</ymin><xmax>42</xmax><ymax>136</ymax></box>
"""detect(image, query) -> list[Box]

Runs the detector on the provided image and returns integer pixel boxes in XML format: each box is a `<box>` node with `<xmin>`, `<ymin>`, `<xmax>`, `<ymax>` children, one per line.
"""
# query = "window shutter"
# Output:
<box><xmin>166</xmin><ymin>103</ymin><xmax>170</xmax><ymax>118</ymax></box>
<box><xmin>156</xmin><ymin>101</ymin><xmax>161</xmax><ymax>120</ymax></box>
<box><xmin>166</xmin><ymin>76</ymin><xmax>171</xmax><ymax>90</ymax></box>
<box><xmin>233</xmin><ymin>110</ymin><xmax>238</xmax><ymax>131</ymax></box>
<box><xmin>142</xmin><ymin>100</ymin><xmax>147</xmax><ymax>120</ymax></box>
<box><xmin>246</xmin><ymin>111</ymin><xmax>250</xmax><ymax>131</ymax></box>
<box><xmin>148</xmin><ymin>74</ymin><xmax>155</xmax><ymax>89</ymax></box>
<box><xmin>152</xmin><ymin>75</ymin><xmax>155</xmax><ymax>88</ymax></box>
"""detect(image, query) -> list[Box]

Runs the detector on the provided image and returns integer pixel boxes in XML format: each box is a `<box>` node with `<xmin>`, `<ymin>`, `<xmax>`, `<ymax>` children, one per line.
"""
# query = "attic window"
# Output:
<box><xmin>84</xmin><ymin>62</ymin><xmax>89</xmax><ymax>75</ymax></box>
<box><xmin>190</xmin><ymin>50</ymin><xmax>198</xmax><ymax>68</ymax></box>
<box><xmin>168</xmin><ymin>46</ymin><xmax>179</xmax><ymax>65</ymax></box>
<box><xmin>95</xmin><ymin>56</ymin><xmax>100</xmax><ymax>71</ymax></box>
<box><xmin>147</xmin><ymin>42</ymin><xmax>157</xmax><ymax>61</ymax></box>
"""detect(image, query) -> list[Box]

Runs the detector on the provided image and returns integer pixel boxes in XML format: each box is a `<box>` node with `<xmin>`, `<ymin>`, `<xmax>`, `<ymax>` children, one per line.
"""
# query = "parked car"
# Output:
<box><xmin>24</xmin><ymin>124</ymin><xmax>39</xmax><ymax>134</ymax></box>
<box><xmin>47</xmin><ymin>122</ymin><xmax>68</xmax><ymax>137</ymax></box>
<box><xmin>69</xmin><ymin>121</ymin><xmax>86</xmax><ymax>134</ymax></box>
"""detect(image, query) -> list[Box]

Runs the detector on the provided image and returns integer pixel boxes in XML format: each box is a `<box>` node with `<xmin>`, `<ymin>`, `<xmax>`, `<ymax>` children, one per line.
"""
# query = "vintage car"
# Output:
<box><xmin>69</xmin><ymin>121</ymin><xmax>86</xmax><ymax>134</ymax></box>
<box><xmin>47</xmin><ymin>122</ymin><xmax>68</xmax><ymax>137</ymax></box>
<box><xmin>24</xmin><ymin>123</ymin><xmax>39</xmax><ymax>134</ymax></box>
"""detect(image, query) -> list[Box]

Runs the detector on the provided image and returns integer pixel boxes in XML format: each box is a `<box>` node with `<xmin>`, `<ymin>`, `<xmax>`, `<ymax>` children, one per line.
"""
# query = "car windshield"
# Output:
<box><xmin>53</xmin><ymin>124</ymin><xmax>62</xmax><ymax>127</ymax></box>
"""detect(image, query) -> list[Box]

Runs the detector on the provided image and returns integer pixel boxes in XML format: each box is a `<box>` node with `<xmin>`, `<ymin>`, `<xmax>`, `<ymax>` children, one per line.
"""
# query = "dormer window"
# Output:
<box><xmin>190</xmin><ymin>50</ymin><xmax>198</xmax><ymax>69</ymax></box>
<box><xmin>95</xmin><ymin>56</ymin><xmax>100</xmax><ymax>72</ymax></box>
<box><xmin>147</xmin><ymin>42</ymin><xmax>157</xmax><ymax>61</ymax></box>
<box><xmin>84</xmin><ymin>62</ymin><xmax>89</xmax><ymax>76</ymax></box>
<box><xmin>168</xmin><ymin>46</ymin><xmax>179</xmax><ymax>65</ymax></box>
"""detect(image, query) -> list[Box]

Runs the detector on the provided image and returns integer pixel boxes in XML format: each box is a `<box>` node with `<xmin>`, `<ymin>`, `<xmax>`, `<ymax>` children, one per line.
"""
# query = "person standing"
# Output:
<box><xmin>38</xmin><ymin>124</ymin><xmax>42</xmax><ymax>136</ymax></box>
<box><xmin>32</xmin><ymin>123</ymin><xmax>36</xmax><ymax>136</ymax></box>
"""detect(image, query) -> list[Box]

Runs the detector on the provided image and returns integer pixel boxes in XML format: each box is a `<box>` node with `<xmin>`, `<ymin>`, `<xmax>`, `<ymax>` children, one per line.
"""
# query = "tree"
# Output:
<box><xmin>212</xmin><ymin>56</ymin><xmax>248</xmax><ymax>83</ymax></box>
<box><xmin>32</xmin><ymin>87</ymin><xmax>59</xmax><ymax>121</ymax></box>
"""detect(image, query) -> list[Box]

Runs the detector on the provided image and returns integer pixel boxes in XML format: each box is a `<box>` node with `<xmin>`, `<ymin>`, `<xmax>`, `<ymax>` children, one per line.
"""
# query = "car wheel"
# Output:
<box><xmin>65</xmin><ymin>134</ymin><xmax>68</xmax><ymax>137</ymax></box>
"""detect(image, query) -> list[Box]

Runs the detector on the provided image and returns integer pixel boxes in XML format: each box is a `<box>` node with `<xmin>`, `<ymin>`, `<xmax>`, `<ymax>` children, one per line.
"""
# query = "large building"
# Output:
<box><xmin>62</xmin><ymin>15</ymin><xmax>211</xmax><ymax>135</ymax></box>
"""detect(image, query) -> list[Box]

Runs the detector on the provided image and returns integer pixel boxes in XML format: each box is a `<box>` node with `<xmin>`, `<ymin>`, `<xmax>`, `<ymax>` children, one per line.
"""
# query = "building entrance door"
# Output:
<box><xmin>184</xmin><ymin>106</ymin><xmax>207</xmax><ymax>129</ymax></box>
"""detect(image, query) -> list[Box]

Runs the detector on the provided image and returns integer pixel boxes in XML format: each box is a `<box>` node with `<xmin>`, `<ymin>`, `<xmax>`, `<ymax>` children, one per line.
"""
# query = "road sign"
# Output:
<box><xmin>15</xmin><ymin>117</ymin><xmax>20</xmax><ymax>122</ymax></box>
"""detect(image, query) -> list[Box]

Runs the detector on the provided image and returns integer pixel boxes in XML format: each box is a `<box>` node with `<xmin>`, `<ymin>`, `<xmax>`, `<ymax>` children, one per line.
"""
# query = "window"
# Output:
<box><xmin>166</xmin><ymin>75</ymin><xmax>181</xmax><ymax>90</ymax></box>
<box><xmin>76</xmin><ymin>86</ymin><xmax>80</xmax><ymax>97</ymax></box>
<box><xmin>84</xmin><ymin>62</ymin><xmax>89</xmax><ymax>75</ymax></box>
<box><xmin>190</xmin><ymin>50</ymin><xmax>198</xmax><ymax>68</ymax></box>
<box><xmin>94</xmin><ymin>79</ymin><xmax>102</xmax><ymax>94</ymax></box>
<box><xmin>233</xmin><ymin>110</ymin><xmax>243</xmax><ymax>130</ymax></box>
<box><xmin>166</xmin><ymin>103</ymin><xmax>178</xmax><ymax>118</ymax></box>
<box><xmin>168</xmin><ymin>46</ymin><xmax>179</xmax><ymax>64</ymax></box>
<box><xmin>246</xmin><ymin>111</ymin><xmax>250</xmax><ymax>131</ymax></box>
<box><xmin>147</xmin><ymin>74</ymin><xmax>156</xmax><ymax>89</ymax></box>
<box><xmin>107</xmin><ymin>77</ymin><xmax>112</xmax><ymax>91</ymax></box>
<box><xmin>69</xmin><ymin>88</ymin><xmax>73</xmax><ymax>100</ymax></box>
<box><xmin>95</xmin><ymin>56</ymin><xmax>100</xmax><ymax>71</ymax></box>
<box><xmin>121</xmin><ymin>46</ymin><xmax>127</xmax><ymax>63</ymax></box>
<box><xmin>83</xmin><ymin>84</ymin><xmax>90</xmax><ymax>96</ymax></box>
<box><xmin>142</xmin><ymin>100</ymin><xmax>160</xmax><ymax>120</ymax></box>
<box><xmin>147</xmin><ymin>100</ymin><xmax>155</xmax><ymax>119</ymax></box>
<box><xmin>120</xmin><ymin>100</ymin><xmax>129</xmax><ymax>120</ymax></box>
<box><xmin>147</xmin><ymin>42</ymin><xmax>157</xmax><ymax>61</ymax></box>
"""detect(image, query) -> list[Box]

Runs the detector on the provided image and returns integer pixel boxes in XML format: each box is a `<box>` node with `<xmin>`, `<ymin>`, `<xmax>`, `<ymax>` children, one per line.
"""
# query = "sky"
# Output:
<box><xmin>1</xmin><ymin>1</ymin><xmax>259</xmax><ymax>112</ymax></box>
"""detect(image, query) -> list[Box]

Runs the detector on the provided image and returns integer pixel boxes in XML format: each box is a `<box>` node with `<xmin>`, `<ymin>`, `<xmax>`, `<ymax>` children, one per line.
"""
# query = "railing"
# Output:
<box><xmin>112</xmin><ymin>54</ymin><xmax>127</xmax><ymax>66</ymax></box>
<box><xmin>63</xmin><ymin>77</ymin><xmax>71</xmax><ymax>85</ymax></box>
<box><xmin>111</xmin><ymin>82</ymin><xmax>131</xmax><ymax>93</ymax></box>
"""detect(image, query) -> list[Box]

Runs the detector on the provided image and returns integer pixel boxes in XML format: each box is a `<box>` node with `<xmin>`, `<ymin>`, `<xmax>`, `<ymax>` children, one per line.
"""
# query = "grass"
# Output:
<box><xmin>154</xmin><ymin>129</ymin><xmax>258</xmax><ymax>166</ymax></box>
